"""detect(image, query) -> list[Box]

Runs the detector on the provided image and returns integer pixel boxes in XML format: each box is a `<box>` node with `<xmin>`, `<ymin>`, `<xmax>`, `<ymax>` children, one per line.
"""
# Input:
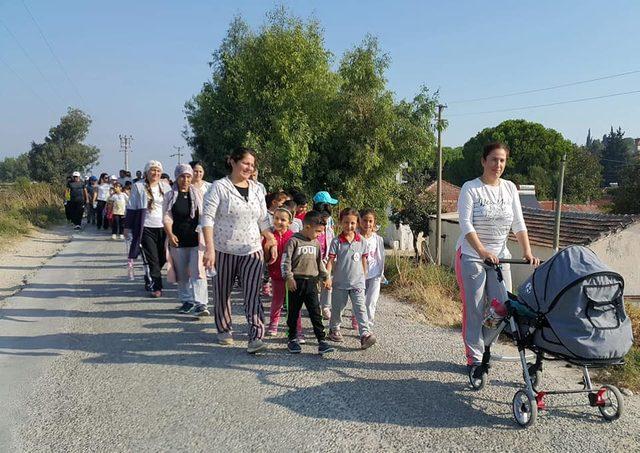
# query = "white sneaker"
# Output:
<box><xmin>111</xmin><ymin>234</ymin><xmax>117</xmax><ymax>240</ymax></box>
<box><xmin>118</xmin><ymin>234</ymin><xmax>124</xmax><ymax>239</ymax></box>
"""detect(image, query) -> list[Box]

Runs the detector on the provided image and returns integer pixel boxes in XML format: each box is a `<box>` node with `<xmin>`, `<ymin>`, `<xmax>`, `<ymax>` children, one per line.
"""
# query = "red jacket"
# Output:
<box><xmin>264</xmin><ymin>229</ymin><xmax>294</xmax><ymax>281</ymax></box>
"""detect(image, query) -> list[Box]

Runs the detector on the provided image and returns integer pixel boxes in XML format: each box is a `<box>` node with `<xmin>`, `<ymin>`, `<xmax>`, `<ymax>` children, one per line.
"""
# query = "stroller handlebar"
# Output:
<box><xmin>484</xmin><ymin>258</ymin><xmax>544</xmax><ymax>266</ymax></box>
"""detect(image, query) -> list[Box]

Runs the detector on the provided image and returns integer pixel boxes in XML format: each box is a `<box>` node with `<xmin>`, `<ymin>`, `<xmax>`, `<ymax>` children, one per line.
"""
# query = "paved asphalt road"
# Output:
<box><xmin>0</xmin><ymin>228</ymin><xmax>638</xmax><ymax>452</ymax></box>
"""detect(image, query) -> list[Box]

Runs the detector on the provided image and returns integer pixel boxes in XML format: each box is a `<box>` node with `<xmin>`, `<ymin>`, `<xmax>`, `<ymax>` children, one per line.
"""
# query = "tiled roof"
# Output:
<box><xmin>515</xmin><ymin>207</ymin><xmax>639</xmax><ymax>247</ymax></box>
<box><xmin>427</xmin><ymin>181</ymin><xmax>461</xmax><ymax>213</ymax></box>
<box><xmin>538</xmin><ymin>200</ymin><xmax>608</xmax><ymax>214</ymax></box>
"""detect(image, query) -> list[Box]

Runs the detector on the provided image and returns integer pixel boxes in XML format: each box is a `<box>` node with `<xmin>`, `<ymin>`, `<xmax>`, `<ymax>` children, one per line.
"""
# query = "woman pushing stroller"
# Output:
<box><xmin>454</xmin><ymin>141</ymin><xmax>540</xmax><ymax>369</ymax></box>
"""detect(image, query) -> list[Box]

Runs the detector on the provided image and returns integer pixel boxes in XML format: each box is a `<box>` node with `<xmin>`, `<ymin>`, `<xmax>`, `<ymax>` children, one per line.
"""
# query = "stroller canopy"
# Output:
<box><xmin>518</xmin><ymin>246</ymin><xmax>614</xmax><ymax>313</ymax></box>
<box><xmin>517</xmin><ymin>246</ymin><xmax>633</xmax><ymax>363</ymax></box>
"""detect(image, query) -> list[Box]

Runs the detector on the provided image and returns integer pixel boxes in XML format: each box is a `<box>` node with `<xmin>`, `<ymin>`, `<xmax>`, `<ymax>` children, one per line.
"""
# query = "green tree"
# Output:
<box><xmin>447</xmin><ymin>119</ymin><xmax>577</xmax><ymax>200</ymax></box>
<box><xmin>563</xmin><ymin>145</ymin><xmax>603</xmax><ymax>203</ymax></box>
<box><xmin>28</xmin><ymin>108</ymin><xmax>100</xmax><ymax>183</ymax></box>
<box><xmin>309</xmin><ymin>36</ymin><xmax>438</xmax><ymax>215</ymax></box>
<box><xmin>185</xmin><ymin>10</ymin><xmax>338</xmax><ymax>190</ymax></box>
<box><xmin>0</xmin><ymin>153</ymin><xmax>30</xmax><ymax>181</ymax></box>
<box><xmin>611</xmin><ymin>161</ymin><xmax>640</xmax><ymax>214</ymax></box>
<box><xmin>601</xmin><ymin>127</ymin><xmax>631</xmax><ymax>186</ymax></box>
<box><xmin>185</xmin><ymin>9</ymin><xmax>439</xmax><ymax>217</ymax></box>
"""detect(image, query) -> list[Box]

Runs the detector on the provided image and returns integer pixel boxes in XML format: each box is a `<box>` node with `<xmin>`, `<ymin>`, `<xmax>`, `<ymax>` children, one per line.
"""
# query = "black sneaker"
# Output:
<box><xmin>318</xmin><ymin>341</ymin><xmax>335</xmax><ymax>355</ymax></box>
<box><xmin>193</xmin><ymin>305</ymin><xmax>211</xmax><ymax>317</ymax></box>
<box><xmin>287</xmin><ymin>339</ymin><xmax>302</xmax><ymax>354</ymax></box>
<box><xmin>178</xmin><ymin>302</ymin><xmax>195</xmax><ymax>314</ymax></box>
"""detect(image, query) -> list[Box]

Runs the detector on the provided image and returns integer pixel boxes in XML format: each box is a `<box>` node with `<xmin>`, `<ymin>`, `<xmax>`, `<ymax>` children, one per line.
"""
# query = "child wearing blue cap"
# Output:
<box><xmin>312</xmin><ymin>192</ymin><xmax>338</xmax><ymax>320</ymax></box>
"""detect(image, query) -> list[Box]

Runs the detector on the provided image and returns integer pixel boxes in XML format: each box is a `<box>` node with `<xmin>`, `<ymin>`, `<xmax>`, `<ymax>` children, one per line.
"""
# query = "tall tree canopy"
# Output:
<box><xmin>184</xmin><ymin>8</ymin><xmax>439</xmax><ymax>215</ymax></box>
<box><xmin>0</xmin><ymin>153</ymin><xmax>30</xmax><ymax>182</ymax></box>
<box><xmin>611</xmin><ymin>160</ymin><xmax>640</xmax><ymax>214</ymax></box>
<box><xmin>601</xmin><ymin>127</ymin><xmax>632</xmax><ymax>186</ymax></box>
<box><xmin>28</xmin><ymin>108</ymin><xmax>100</xmax><ymax>183</ymax></box>
<box><xmin>444</xmin><ymin>119</ymin><xmax>600</xmax><ymax>202</ymax></box>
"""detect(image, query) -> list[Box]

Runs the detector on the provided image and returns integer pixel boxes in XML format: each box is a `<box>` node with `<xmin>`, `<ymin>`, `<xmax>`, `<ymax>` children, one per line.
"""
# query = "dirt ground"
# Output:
<box><xmin>0</xmin><ymin>225</ymin><xmax>71</xmax><ymax>304</ymax></box>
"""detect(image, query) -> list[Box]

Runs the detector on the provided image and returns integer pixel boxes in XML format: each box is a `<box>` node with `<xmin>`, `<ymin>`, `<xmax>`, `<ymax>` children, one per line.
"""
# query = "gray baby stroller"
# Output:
<box><xmin>468</xmin><ymin>246</ymin><xmax>634</xmax><ymax>427</ymax></box>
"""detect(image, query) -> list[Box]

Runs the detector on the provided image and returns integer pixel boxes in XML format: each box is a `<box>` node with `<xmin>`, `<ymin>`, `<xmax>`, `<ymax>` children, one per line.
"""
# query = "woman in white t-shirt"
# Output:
<box><xmin>125</xmin><ymin>160</ymin><xmax>171</xmax><ymax>297</ymax></box>
<box><xmin>93</xmin><ymin>173</ymin><xmax>112</xmax><ymax>230</ymax></box>
<box><xmin>455</xmin><ymin>142</ymin><xmax>540</xmax><ymax>369</ymax></box>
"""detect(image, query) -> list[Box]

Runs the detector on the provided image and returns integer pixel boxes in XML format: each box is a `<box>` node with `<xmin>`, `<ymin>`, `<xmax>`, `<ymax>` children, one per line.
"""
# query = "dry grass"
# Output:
<box><xmin>384</xmin><ymin>254</ymin><xmax>461</xmax><ymax>328</ymax></box>
<box><xmin>597</xmin><ymin>303</ymin><xmax>640</xmax><ymax>392</ymax></box>
<box><xmin>0</xmin><ymin>180</ymin><xmax>64</xmax><ymax>238</ymax></box>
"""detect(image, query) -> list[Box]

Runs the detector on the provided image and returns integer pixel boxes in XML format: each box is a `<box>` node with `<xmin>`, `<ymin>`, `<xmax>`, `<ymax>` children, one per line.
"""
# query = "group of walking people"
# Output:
<box><xmin>72</xmin><ymin>140</ymin><xmax>540</xmax><ymax>367</ymax></box>
<box><xmin>117</xmin><ymin>148</ymin><xmax>385</xmax><ymax>355</ymax></box>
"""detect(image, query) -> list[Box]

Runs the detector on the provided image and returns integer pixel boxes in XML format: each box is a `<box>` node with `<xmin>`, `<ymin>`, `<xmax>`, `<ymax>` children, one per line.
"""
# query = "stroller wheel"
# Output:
<box><xmin>468</xmin><ymin>365</ymin><xmax>487</xmax><ymax>390</ymax></box>
<box><xmin>512</xmin><ymin>390</ymin><xmax>538</xmax><ymax>428</ymax></box>
<box><xmin>598</xmin><ymin>385</ymin><xmax>624</xmax><ymax>421</ymax></box>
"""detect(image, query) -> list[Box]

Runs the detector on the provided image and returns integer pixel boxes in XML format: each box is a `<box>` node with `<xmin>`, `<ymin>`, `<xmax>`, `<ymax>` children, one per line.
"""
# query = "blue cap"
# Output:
<box><xmin>89</xmin><ymin>176</ymin><xmax>97</xmax><ymax>181</ymax></box>
<box><xmin>313</xmin><ymin>191</ymin><xmax>338</xmax><ymax>205</ymax></box>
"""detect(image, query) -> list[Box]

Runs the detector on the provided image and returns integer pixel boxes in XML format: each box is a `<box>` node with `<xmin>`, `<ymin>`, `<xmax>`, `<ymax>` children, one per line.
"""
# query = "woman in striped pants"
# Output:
<box><xmin>202</xmin><ymin>147</ymin><xmax>277</xmax><ymax>354</ymax></box>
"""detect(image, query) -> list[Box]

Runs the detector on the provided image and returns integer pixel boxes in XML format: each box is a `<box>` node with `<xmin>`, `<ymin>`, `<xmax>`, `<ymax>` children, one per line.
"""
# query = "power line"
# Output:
<box><xmin>448</xmin><ymin>69</ymin><xmax>640</xmax><ymax>104</ymax></box>
<box><xmin>0</xmin><ymin>18</ymin><xmax>64</xmax><ymax>103</ymax></box>
<box><xmin>0</xmin><ymin>53</ymin><xmax>55</xmax><ymax>114</ymax></box>
<box><xmin>21</xmin><ymin>0</ymin><xmax>85</xmax><ymax>104</ymax></box>
<box><xmin>447</xmin><ymin>89</ymin><xmax>640</xmax><ymax>117</ymax></box>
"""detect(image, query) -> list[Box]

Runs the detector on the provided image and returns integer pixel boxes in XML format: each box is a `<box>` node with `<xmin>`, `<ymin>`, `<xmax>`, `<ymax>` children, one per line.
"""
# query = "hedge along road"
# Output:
<box><xmin>0</xmin><ymin>228</ymin><xmax>638</xmax><ymax>452</ymax></box>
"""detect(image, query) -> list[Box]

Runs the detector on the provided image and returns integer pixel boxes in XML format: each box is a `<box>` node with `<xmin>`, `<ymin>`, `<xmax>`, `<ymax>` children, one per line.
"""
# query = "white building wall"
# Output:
<box><xmin>590</xmin><ymin>223</ymin><xmax>640</xmax><ymax>295</ymax></box>
<box><xmin>429</xmin><ymin>216</ymin><xmax>640</xmax><ymax>295</ymax></box>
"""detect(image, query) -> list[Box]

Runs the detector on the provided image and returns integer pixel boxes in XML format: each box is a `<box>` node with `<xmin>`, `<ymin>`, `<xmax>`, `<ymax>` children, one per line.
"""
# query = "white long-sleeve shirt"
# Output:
<box><xmin>201</xmin><ymin>177</ymin><xmax>271</xmax><ymax>256</ymax></box>
<box><xmin>456</xmin><ymin>178</ymin><xmax>527</xmax><ymax>259</ymax></box>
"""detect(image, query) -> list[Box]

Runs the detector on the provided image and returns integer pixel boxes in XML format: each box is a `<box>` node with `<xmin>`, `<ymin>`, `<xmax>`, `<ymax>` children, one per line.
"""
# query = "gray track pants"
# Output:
<box><xmin>455</xmin><ymin>249</ymin><xmax>511</xmax><ymax>365</ymax></box>
<box><xmin>330</xmin><ymin>287</ymin><xmax>371</xmax><ymax>337</ymax></box>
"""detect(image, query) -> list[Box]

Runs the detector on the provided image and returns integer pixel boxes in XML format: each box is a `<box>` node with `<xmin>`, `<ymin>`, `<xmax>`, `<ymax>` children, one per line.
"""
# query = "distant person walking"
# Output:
<box><xmin>125</xmin><ymin>160</ymin><xmax>171</xmax><ymax>297</ymax></box>
<box><xmin>202</xmin><ymin>147</ymin><xmax>277</xmax><ymax>354</ymax></box>
<box><xmin>85</xmin><ymin>176</ymin><xmax>98</xmax><ymax>225</ymax></box>
<box><xmin>93</xmin><ymin>173</ymin><xmax>112</xmax><ymax>230</ymax></box>
<box><xmin>455</xmin><ymin>141</ymin><xmax>540</xmax><ymax>368</ymax></box>
<box><xmin>66</xmin><ymin>171</ymin><xmax>88</xmax><ymax>230</ymax></box>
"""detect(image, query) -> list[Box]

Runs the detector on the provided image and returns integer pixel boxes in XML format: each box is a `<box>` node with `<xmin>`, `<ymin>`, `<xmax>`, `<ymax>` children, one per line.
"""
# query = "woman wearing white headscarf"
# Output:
<box><xmin>125</xmin><ymin>160</ymin><xmax>172</xmax><ymax>297</ymax></box>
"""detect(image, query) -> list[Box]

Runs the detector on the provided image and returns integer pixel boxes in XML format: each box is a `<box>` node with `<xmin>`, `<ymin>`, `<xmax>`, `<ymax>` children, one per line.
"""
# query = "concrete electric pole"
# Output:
<box><xmin>170</xmin><ymin>146</ymin><xmax>184</xmax><ymax>164</ymax></box>
<box><xmin>435</xmin><ymin>104</ymin><xmax>446</xmax><ymax>266</ymax></box>
<box><xmin>119</xmin><ymin>134</ymin><xmax>133</xmax><ymax>172</ymax></box>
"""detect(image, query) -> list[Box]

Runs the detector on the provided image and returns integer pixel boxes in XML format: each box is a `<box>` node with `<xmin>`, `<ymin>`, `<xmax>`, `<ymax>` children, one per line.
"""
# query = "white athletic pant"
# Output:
<box><xmin>365</xmin><ymin>277</ymin><xmax>381</xmax><ymax>327</ymax></box>
<box><xmin>455</xmin><ymin>249</ymin><xmax>511</xmax><ymax>366</ymax></box>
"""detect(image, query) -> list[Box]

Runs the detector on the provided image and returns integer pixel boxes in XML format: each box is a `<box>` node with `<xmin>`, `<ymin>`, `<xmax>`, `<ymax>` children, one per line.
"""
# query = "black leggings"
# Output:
<box><xmin>287</xmin><ymin>278</ymin><xmax>326</xmax><ymax>341</ymax></box>
<box><xmin>68</xmin><ymin>201</ymin><xmax>84</xmax><ymax>227</ymax></box>
<box><xmin>111</xmin><ymin>215</ymin><xmax>124</xmax><ymax>235</ymax></box>
<box><xmin>140</xmin><ymin>227</ymin><xmax>166</xmax><ymax>291</ymax></box>
<box><xmin>96</xmin><ymin>200</ymin><xmax>109</xmax><ymax>229</ymax></box>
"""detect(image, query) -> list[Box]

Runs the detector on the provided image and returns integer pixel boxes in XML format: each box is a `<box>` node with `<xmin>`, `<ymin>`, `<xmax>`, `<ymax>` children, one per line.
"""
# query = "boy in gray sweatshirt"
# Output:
<box><xmin>281</xmin><ymin>210</ymin><xmax>334</xmax><ymax>355</ymax></box>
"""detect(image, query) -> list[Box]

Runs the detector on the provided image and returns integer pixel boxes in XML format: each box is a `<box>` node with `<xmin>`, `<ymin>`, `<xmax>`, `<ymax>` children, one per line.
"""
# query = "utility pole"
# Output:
<box><xmin>552</xmin><ymin>152</ymin><xmax>567</xmax><ymax>252</ymax></box>
<box><xmin>435</xmin><ymin>104</ymin><xmax>446</xmax><ymax>266</ymax></box>
<box><xmin>170</xmin><ymin>145</ymin><xmax>184</xmax><ymax>164</ymax></box>
<box><xmin>118</xmin><ymin>134</ymin><xmax>133</xmax><ymax>172</ymax></box>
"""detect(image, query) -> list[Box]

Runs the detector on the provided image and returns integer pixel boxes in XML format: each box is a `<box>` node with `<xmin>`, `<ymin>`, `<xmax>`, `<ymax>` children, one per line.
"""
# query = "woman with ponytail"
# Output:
<box><xmin>125</xmin><ymin>160</ymin><xmax>172</xmax><ymax>297</ymax></box>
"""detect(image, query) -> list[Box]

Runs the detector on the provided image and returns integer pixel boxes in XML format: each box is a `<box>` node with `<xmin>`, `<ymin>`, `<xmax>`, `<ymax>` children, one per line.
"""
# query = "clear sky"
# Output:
<box><xmin>1</xmin><ymin>0</ymin><xmax>639</xmax><ymax>174</ymax></box>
